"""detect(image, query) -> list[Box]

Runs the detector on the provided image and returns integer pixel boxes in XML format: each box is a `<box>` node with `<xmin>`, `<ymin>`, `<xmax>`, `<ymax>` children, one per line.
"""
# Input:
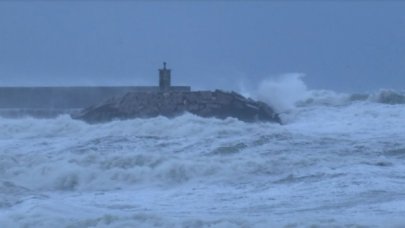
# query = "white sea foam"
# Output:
<box><xmin>256</xmin><ymin>73</ymin><xmax>309</xmax><ymax>113</ymax></box>
<box><xmin>2</xmin><ymin>82</ymin><xmax>405</xmax><ymax>227</ymax></box>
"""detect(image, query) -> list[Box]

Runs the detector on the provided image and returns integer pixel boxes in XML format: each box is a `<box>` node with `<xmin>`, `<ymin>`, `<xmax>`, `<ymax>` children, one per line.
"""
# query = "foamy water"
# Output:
<box><xmin>1</xmin><ymin>77</ymin><xmax>405</xmax><ymax>227</ymax></box>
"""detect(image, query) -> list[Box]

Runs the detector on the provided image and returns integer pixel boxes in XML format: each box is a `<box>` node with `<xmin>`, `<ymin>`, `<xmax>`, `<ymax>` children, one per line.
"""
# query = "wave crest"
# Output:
<box><xmin>257</xmin><ymin>73</ymin><xmax>308</xmax><ymax>112</ymax></box>
<box><xmin>371</xmin><ymin>89</ymin><xmax>405</xmax><ymax>104</ymax></box>
<box><xmin>251</xmin><ymin>74</ymin><xmax>405</xmax><ymax>110</ymax></box>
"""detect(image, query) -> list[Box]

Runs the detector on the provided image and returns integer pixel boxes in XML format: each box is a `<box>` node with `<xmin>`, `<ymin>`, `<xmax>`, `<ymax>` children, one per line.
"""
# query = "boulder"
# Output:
<box><xmin>71</xmin><ymin>90</ymin><xmax>281</xmax><ymax>124</ymax></box>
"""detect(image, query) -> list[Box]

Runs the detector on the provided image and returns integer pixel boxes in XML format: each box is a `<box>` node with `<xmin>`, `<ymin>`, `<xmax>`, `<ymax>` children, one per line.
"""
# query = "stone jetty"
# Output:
<box><xmin>71</xmin><ymin>63</ymin><xmax>280</xmax><ymax>123</ymax></box>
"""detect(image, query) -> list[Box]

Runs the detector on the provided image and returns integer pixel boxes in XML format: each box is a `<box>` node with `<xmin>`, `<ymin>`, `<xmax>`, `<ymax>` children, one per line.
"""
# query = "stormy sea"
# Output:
<box><xmin>1</xmin><ymin>77</ymin><xmax>405</xmax><ymax>227</ymax></box>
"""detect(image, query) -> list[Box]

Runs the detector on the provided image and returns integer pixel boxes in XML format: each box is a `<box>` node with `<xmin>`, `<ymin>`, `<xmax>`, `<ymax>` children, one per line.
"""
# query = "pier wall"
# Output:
<box><xmin>0</xmin><ymin>86</ymin><xmax>191</xmax><ymax>109</ymax></box>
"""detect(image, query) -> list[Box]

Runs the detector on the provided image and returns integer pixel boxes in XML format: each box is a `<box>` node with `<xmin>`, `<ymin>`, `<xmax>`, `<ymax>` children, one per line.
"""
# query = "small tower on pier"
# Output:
<box><xmin>159</xmin><ymin>62</ymin><xmax>171</xmax><ymax>91</ymax></box>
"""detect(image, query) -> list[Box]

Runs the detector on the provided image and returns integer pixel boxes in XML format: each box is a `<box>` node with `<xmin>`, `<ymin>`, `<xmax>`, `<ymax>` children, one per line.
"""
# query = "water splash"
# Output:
<box><xmin>256</xmin><ymin>73</ymin><xmax>308</xmax><ymax>113</ymax></box>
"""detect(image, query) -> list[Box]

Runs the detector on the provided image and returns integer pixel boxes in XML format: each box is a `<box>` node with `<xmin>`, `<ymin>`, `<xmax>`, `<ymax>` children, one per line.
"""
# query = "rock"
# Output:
<box><xmin>71</xmin><ymin>90</ymin><xmax>281</xmax><ymax>124</ymax></box>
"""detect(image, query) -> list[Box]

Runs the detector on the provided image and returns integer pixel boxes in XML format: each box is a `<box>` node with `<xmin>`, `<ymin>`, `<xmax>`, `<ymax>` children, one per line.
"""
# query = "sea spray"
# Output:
<box><xmin>251</xmin><ymin>74</ymin><xmax>352</xmax><ymax>111</ymax></box>
<box><xmin>256</xmin><ymin>73</ymin><xmax>308</xmax><ymax>113</ymax></box>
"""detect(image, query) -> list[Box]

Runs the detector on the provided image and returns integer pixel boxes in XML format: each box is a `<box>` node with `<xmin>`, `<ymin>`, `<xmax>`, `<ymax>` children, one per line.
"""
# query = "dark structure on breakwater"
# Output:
<box><xmin>159</xmin><ymin>62</ymin><xmax>171</xmax><ymax>91</ymax></box>
<box><xmin>0</xmin><ymin>63</ymin><xmax>190</xmax><ymax>110</ymax></box>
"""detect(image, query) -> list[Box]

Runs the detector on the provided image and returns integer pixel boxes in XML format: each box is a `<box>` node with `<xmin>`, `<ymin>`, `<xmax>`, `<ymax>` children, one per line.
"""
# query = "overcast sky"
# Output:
<box><xmin>0</xmin><ymin>1</ymin><xmax>404</xmax><ymax>92</ymax></box>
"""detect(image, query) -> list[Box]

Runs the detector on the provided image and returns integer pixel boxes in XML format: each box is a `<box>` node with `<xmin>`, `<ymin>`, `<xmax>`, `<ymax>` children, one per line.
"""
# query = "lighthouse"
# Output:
<box><xmin>159</xmin><ymin>62</ymin><xmax>171</xmax><ymax>91</ymax></box>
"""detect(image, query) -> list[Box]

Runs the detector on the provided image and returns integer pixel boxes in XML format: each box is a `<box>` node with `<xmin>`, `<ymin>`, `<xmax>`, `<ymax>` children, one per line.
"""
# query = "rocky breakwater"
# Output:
<box><xmin>71</xmin><ymin>90</ymin><xmax>281</xmax><ymax>124</ymax></box>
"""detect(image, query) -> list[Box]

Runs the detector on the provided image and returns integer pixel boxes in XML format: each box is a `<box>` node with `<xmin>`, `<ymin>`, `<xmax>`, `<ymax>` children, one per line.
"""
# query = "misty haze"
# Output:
<box><xmin>1</xmin><ymin>1</ymin><xmax>405</xmax><ymax>228</ymax></box>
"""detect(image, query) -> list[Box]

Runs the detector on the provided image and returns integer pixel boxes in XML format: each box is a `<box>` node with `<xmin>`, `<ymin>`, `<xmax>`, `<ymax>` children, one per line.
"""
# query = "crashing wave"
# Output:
<box><xmin>349</xmin><ymin>93</ymin><xmax>369</xmax><ymax>102</ymax></box>
<box><xmin>253</xmin><ymin>74</ymin><xmax>405</xmax><ymax>110</ymax></box>
<box><xmin>296</xmin><ymin>90</ymin><xmax>351</xmax><ymax>107</ymax></box>
<box><xmin>370</xmin><ymin>89</ymin><xmax>405</xmax><ymax>105</ymax></box>
<box><xmin>254</xmin><ymin>74</ymin><xmax>353</xmax><ymax>109</ymax></box>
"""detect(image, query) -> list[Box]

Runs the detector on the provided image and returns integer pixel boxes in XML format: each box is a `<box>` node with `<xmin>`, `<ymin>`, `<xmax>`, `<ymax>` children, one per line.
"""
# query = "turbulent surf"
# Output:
<box><xmin>1</xmin><ymin>77</ymin><xmax>405</xmax><ymax>227</ymax></box>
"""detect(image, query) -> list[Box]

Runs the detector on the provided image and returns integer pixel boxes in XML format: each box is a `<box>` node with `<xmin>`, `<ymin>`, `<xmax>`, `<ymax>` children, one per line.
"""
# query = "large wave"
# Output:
<box><xmin>250</xmin><ymin>74</ymin><xmax>405</xmax><ymax>113</ymax></box>
<box><xmin>2</xmin><ymin>104</ymin><xmax>405</xmax><ymax>227</ymax></box>
<box><xmin>0</xmin><ymin>115</ymin><xmax>282</xmax><ymax>192</ymax></box>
